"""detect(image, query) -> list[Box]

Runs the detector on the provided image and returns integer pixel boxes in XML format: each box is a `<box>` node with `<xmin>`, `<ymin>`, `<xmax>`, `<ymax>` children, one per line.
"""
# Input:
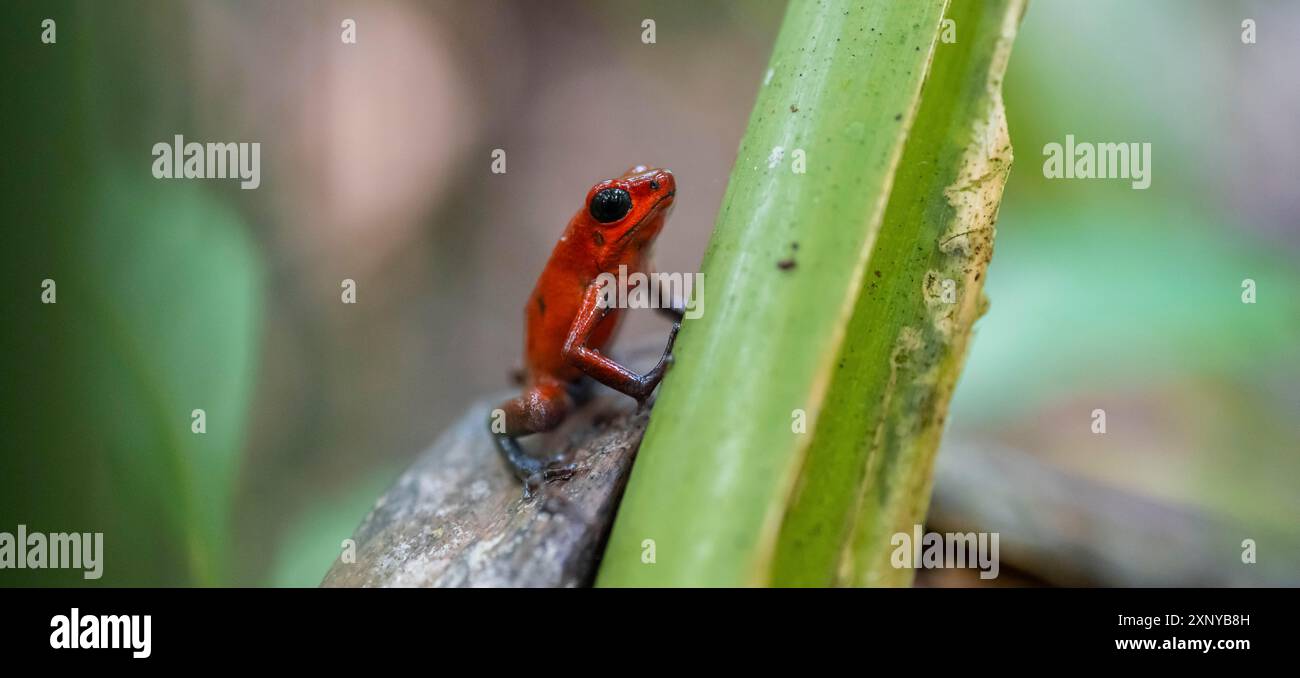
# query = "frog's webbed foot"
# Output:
<box><xmin>521</xmin><ymin>459</ymin><xmax>579</xmax><ymax>500</ymax></box>
<box><xmin>492</xmin><ymin>433</ymin><xmax>577</xmax><ymax>494</ymax></box>
<box><xmin>542</xmin><ymin>460</ymin><xmax>578</xmax><ymax>482</ymax></box>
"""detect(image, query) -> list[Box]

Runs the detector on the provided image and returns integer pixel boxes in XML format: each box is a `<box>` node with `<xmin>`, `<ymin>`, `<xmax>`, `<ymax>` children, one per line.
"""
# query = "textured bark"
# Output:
<box><xmin>321</xmin><ymin>388</ymin><xmax>650</xmax><ymax>588</ymax></box>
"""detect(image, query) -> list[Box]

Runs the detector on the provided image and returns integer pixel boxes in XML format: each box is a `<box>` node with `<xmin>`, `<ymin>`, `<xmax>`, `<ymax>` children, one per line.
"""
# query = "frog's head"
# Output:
<box><xmin>582</xmin><ymin>166</ymin><xmax>675</xmax><ymax>264</ymax></box>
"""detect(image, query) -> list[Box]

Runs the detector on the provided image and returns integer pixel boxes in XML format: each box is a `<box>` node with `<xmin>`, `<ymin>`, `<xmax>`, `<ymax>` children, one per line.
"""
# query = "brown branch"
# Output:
<box><xmin>321</xmin><ymin>353</ymin><xmax>657</xmax><ymax>588</ymax></box>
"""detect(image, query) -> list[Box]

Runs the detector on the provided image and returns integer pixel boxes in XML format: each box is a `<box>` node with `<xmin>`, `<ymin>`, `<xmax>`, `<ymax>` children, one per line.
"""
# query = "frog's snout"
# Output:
<box><xmin>649</xmin><ymin>168</ymin><xmax>676</xmax><ymax>200</ymax></box>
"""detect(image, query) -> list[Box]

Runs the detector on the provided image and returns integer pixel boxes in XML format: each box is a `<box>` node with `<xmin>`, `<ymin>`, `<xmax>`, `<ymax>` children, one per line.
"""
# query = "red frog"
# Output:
<box><xmin>492</xmin><ymin>166</ymin><xmax>682</xmax><ymax>495</ymax></box>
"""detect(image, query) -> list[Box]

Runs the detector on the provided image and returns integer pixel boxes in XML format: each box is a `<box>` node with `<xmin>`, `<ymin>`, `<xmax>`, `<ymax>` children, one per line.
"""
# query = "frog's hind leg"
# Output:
<box><xmin>490</xmin><ymin>382</ymin><xmax>576</xmax><ymax>495</ymax></box>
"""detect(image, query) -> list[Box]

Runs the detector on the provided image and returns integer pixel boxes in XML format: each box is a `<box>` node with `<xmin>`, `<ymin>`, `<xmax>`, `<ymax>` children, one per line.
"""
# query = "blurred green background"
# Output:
<box><xmin>2</xmin><ymin>0</ymin><xmax>1295</xmax><ymax>586</ymax></box>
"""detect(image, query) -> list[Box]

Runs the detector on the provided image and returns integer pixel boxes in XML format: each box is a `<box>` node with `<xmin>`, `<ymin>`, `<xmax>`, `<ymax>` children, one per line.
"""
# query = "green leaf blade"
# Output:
<box><xmin>598</xmin><ymin>0</ymin><xmax>954</xmax><ymax>587</ymax></box>
<box><xmin>773</xmin><ymin>0</ymin><xmax>1026</xmax><ymax>587</ymax></box>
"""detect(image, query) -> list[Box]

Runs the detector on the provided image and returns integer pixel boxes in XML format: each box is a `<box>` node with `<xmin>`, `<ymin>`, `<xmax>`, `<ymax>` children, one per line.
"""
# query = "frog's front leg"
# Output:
<box><xmin>490</xmin><ymin>381</ymin><xmax>577</xmax><ymax>497</ymax></box>
<box><xmin>563</xmin><ymin>283</ymin><xmax>681</xmax><ymax>405</ymax></box>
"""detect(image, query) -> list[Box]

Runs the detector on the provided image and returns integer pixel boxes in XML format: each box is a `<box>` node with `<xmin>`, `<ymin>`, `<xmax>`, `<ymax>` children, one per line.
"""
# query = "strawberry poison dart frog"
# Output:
<box><xmin>491</xmin><ymin>166</ymin><xmax>683</xmax><ymax>495</ymax></box>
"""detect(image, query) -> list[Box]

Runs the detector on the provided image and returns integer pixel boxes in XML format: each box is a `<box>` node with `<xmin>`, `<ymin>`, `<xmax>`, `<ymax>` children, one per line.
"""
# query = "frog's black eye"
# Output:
<box><xmin>589</xmin><ymin>188</ymin><xmax>632</xmax><ymax>223</ymax></box>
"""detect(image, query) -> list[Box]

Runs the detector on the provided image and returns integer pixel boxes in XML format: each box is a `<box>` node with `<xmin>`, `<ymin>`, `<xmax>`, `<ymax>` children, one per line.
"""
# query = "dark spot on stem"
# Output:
<box><xmin>777</xmin><ymin>258</ymin><xmax>797</xmax><ymax>271</ymax></box>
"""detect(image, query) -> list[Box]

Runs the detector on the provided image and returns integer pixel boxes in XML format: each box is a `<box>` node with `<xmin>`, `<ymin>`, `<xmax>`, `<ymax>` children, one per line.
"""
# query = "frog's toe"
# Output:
<box><xmin>542</xmin><ymin>461</ymin><xmax>578</xmax><ymax>482</ymax></box>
